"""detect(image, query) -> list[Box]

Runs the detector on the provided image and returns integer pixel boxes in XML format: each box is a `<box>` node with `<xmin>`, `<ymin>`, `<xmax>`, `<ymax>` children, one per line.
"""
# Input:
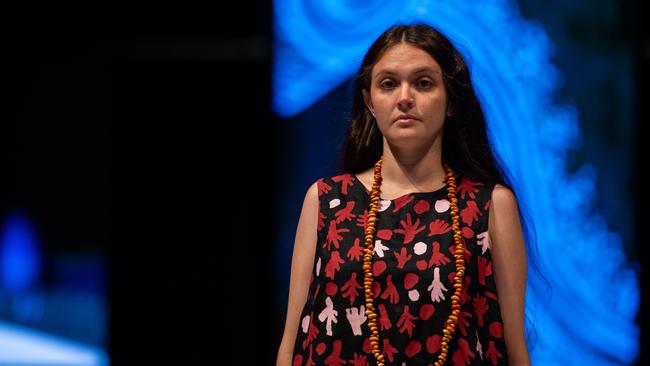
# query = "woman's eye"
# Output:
<box><xmin>417</xmin><ymin>79</ymin><xmax>434</xmax><ymax>88</ymax></box>
<box><xmin>379</xmin><ymin>80</ymin><xmax>396</xmax><ymax>89</ymax></box>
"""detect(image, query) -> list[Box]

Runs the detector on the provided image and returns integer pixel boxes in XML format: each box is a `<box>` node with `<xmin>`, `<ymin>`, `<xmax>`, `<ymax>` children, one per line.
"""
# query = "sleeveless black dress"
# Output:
<box><xmin>292</xmin><ymin>173</ymin><xmax>509</xmax><ymax>366</ymax></box>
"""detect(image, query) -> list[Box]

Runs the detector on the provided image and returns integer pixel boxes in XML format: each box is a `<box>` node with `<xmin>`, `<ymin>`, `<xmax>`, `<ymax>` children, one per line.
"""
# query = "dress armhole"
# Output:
<box><xmin>315</xmin><ymin>178</ymin><xmax>325</xmax><ymax>231</ymax></box>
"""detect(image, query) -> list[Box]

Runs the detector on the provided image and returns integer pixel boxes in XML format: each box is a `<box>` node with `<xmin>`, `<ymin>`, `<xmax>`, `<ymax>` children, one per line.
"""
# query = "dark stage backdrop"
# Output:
<box><xmin>106</xmin><ymin>2</ymin><xmax>276</xmax><ymax>365</ymax></box>
<box><xmin>2</xmin><ymin>1</ymin><xmax>277</xmax><ymax>365</ymax></box>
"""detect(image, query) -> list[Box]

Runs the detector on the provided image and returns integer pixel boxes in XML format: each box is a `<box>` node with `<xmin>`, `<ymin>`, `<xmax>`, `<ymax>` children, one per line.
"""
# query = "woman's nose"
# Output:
<box><xmin>397</xmin><ymin>87</ymin><xmax>414</xmax><ymax>110</ymax></box>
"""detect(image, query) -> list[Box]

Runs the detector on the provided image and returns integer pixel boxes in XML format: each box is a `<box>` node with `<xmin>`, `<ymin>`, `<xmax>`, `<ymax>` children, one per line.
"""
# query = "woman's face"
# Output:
<box><xmin>363</xmin><ymin>43</ymin><xmax>452</xmax><ymax>148</ymax></box>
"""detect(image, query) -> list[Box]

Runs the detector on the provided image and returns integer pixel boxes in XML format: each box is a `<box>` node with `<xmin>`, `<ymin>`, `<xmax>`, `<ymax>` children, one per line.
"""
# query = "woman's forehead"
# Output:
<box><xmin>372</xmin><ymin>44</ymin><xmax>441</xmax><ymax>76</ymax></box>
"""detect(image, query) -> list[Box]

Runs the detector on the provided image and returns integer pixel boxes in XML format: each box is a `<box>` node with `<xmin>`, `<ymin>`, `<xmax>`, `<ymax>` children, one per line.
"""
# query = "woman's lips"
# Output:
<box><xmin>395</xmin><ymin>115</ymin><xmax>418</xmax><ymax>124</ymax></box>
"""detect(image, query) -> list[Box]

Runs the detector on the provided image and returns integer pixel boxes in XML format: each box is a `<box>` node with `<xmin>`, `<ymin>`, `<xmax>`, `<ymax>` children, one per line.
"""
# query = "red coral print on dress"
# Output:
<box><xmin>382</xmin><ymin>339</ymin><xmax>399</xmax><ymax>363</ymax></box>
<box><xmin>485</xmin><ymin>341</ymin><xmax>503</xmax><ymax>365</ymax></box>
<box><xmin>356</xmin><ymin>210</ymin><xmax>368</xmax><ymax>231</ymax></box>
<box><xmin>335</xmin><ymin>201</ymin><xmax>356</xmax><ymax>223</ymax></box>
<box><xmin>346</xmin><ymin>238</ymin><xmax>363</xmax><ymax>261</ymax></box>
<box><xmin>348</xmin><ymin>353</ymin><xmax>369</xmax><ymax>366</ymax></box>
<box><xmin>394</xmin><ymin>247</ymin><xmax>413</xmax><ymax>269</ymax></box>
<box><xmin>414</xmin><ymin>199</ymin><xmax>430</xmax><ymax>214</ymax></box>
<box><xmin>392</xmin><ymin>194</ymin><xmax>415</xmax><ymax>212</ymax></box>
<box><xmin>428</xmin><ymin>218</ymin><xmax>452</xmax><ymax>236</ymax></box>
<box><xmin>473</xmin><ymin>293</ymin><xmax>489</xmax><ymax>326</ymax></box>
<box><xmin>489</xmin><ymin>322</ymin><xmax>504</xmax><ymax>338</ymax></box>
<box><xmin>419</xmin><ymin>303</ymin><xmax>435</xmax><ymax>320</ymax></box>
<box><xmin>404</xmin><ymin>273</ymin><xmax>419</xmax><ymax>289</ymax></box>
<box><xmin>460</xmin><ymin>200</ymin><xmax>482</xmax><ymax>226</ymax></box>
<box><xmin>378</xmin><ymin>303</ymin><xmax>392</xmax><ymax>330</ymax></box>
<box><xmin>428</xmin><ymin>241</ymin><xmax>451</xmax><ymax>267</ymax></box>
<box><xmin>377</xmin><ymin>229</ymin><xmax>392</xmax><ymax>240</ymax></box>
<box><xmin>457</xmin><ymin>311</ymin><xmax>473</xmax><ymax>337</ymax></box>
<box><xmin>461</xmin><ymin>226</ymin><xmax>474</xmax><ymax>239</ymax></box>
<box><xmin>405</xmin><ymin>340</ymin><xmax>422</xmax><ymax>358</ymax></box>
<box><xmin>326</xmin><ymin>220</ymin><xmax>350</xmax><ymax>251</ymax></box>
<box><xmin>372</xmin><ymin>261</ymin><xmax>386</xmax><ymax>276</ymax></box>
<box><xmin>426</xmin><ymin>334</ymin><xmax>441</xmax><ymax>354</ymax></box>
<box><xmin>458</xmin><ymin>177</ymin><xmax>483</xmax><ymax>199</ymax></box>
<box><xmin>452</xmin><ymin>338</ymin><xmax>476</xmax><ymax>366</ymax></box>
<box><xmin>302</xmin><ymin>317</ymin><xmax>319</xmax><ymax>350</ymax></box>
<box><xmin>318</xmin><ymin>178</ymin><xmax>332</xmax><ymax>196</ymax></box>
<box><xmin>394</xmin><ymin>213</ymin><xmax>425</xmax><ymax>244</ymax></box>
<box><xmin>293</xmin><ymin>354</ymin><xmax>303</xmax><ymax>366</ymax></box>
<box><xmin>324</xmin><ymin>340</ymin><xmax>347</xmax><ymax>366</ymax></box>
<box><xmin>381</xmin><ymin>274</ymin><xmax>399</xmax><ymax>304</ymax></box>
<box><xmin>325</xmin><ymin>282</ymin><xmax>338</xmax><ymax>296</ymax></box>
<box><xmin>332</xmin><ymin>174</ymin><xmax>355</xmax><ymax>195</ymax></box>
<box><xmin>396</xmin><ymin>305</ymin><xmax>418</xmax><ymax>337</ymax></box>
<box><xmin>477</xmin><ymin>256</ymin><xmax>492</xmax><ymax>285</ymax></box>
<box><xmin>325</xmin><ymin>251</ymin><xmax>344</xmax><ymax>280</ymax></box>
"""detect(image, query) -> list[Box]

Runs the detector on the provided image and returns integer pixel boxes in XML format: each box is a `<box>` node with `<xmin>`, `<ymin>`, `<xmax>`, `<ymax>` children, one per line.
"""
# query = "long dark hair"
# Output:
<box><xmin>339</xmin><ymin>22</ymin><xmax>550</xmax><ymax>352</ymax></box>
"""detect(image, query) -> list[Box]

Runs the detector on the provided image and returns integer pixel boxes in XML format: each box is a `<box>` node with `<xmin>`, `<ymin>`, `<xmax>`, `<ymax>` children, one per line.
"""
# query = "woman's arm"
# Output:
<box><xmin>276</xmin><ymin>181</ymin><xmax>320</xmax><ymax>366</ymax></box>
<box><xmin>489</xmin><ymin>184</ymin><xmax>531</xmax><ymax>365</ymax></box>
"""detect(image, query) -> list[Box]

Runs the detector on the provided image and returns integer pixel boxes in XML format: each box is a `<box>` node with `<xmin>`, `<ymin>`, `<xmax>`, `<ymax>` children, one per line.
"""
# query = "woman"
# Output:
<box><xmin>277</xmin><ymin>23</ymin><xmax>531</xmax><ymax>366</ymax></box>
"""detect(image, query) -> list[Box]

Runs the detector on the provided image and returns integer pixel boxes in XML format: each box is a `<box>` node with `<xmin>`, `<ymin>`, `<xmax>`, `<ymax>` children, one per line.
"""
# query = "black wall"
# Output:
<box><xmin>2</xmin><ymin>1</ymin><xmax>277</xmax><ymax>364</ymax></box>
<box><xmin>107</xmin><ymin>2</ymin><xmax>276</xmax><ymax>364</ymax></box>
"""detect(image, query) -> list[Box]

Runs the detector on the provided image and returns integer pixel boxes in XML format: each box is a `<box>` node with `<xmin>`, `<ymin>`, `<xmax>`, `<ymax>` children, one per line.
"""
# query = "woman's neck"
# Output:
<box><xmin>380</xmin><ymin>139</ymin><xmax>446</xmax><ymax>192</ymax></box>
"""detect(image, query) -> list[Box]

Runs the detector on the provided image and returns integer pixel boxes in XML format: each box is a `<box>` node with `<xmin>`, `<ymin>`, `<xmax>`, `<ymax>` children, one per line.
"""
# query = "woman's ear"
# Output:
<box><xmin>446</xmin><ymin>103</ymin><xmax>454</xmax><ymax>117</ymax></box>
<box><xmin>362</xmin><ymin>89</ymin><xmax>375</xmax><ymax>117</ymax></box>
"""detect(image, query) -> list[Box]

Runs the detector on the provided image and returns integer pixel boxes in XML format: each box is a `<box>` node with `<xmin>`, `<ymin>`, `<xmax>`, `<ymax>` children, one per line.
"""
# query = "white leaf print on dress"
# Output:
<box><xmin>379</xmin><ymin>199</ymin><xmax>391</xmax><ymax>212</ymax></box>
<box><xmin>427</xmin><ymin>267</ymin><xmax>448</xmax><ymax>302</ymax></box>
<box><xmin>477</xmin><ymin>231</ymin><xmax>490</xmax><ymax>254</ymax></box>
<box><xmin>345</xmin><ymin>305</ymin><xmax>367</xmax><ymax>336</ymax></box>
<box><xmin>317</xmin><ymin>296</ymin><xmax>338</xmax><ymax>336</ymax></box>
<box><xmin>413</xmin><ymin>241</ymin><xmax>427</xmax><ymax>255</ymax></box>
<box><xmin>301</xmin><ymin>315</ymin><xmax>310</xmax><ymax>333</ymax></box>
<box><xmin>434</xmin><ymin>199</ymin><xmax>450</xmax><ymax>213</ymax></box>
<box><xmin>408</xmin><ymin>289</ymin><xmax>420</xmax><ymax>301</ymax></box>
<box><xmin>373</xmin><ymin>240</ymin><xmax>389</xmax><ymax>258</ymax></box>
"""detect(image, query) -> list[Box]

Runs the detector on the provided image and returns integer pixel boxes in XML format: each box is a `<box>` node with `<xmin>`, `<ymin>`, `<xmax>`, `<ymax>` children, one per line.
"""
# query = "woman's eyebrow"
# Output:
<box><xmin>375</xmin><ymin>67</ymin><xmax>441</xmax><ymax>77</ymax></box>
<box><xmin>412</xmin><ymin>67</ymin><xmax>440</xmax><ymax>75</ymax></box>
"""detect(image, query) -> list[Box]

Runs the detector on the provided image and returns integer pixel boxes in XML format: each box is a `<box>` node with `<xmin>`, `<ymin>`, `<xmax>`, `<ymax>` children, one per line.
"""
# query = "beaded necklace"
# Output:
<box><xmin>362</xmin><ymin>157</ymin><xmax>465</xmax><ymax>366</ymax></box>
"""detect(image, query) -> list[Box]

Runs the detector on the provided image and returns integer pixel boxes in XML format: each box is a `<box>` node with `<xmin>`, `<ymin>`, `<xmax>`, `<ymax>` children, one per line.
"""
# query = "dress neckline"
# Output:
<box><xmin>352</xmin><ymin>174</ymin><xmax>449</xmax><ymax>202</ymax></box>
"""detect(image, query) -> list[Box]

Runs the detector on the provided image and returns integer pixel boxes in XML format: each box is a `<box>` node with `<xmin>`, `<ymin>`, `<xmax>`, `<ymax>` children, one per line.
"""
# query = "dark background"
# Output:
<box><xmin>1</xmin><ymin>1</ymin><xmax>647</xmax><ymax>365</ymax></box>
<box><xmin>2</xmin><ymin>1</ymin><xmax>276</xmax><ymax>364</ymax></box>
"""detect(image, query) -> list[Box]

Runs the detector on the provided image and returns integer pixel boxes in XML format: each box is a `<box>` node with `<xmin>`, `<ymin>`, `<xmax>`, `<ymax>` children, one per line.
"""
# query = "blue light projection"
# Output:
<box><xmin>273</xmin><ymin>0</ymin><xmax>639</xmax><ymax>364</ymax></box>
<box><xmin>1</xmin><ymin>213</ymin><xmax>42</xmax><ymax>293</ymax></box>
<box><xmin>0</xmin><ymin>320</ymin><xmax>109</xmax><ymax>366</ymax></box>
